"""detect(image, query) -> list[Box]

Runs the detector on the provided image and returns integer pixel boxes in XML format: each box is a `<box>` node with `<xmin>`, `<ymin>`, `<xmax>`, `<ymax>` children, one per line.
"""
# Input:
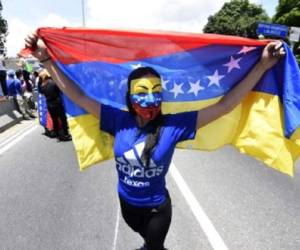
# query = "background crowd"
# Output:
<box><xmin>0</xmin><ymin>57</ymin><xmax>71</xmax><ymax>142</ymax></box>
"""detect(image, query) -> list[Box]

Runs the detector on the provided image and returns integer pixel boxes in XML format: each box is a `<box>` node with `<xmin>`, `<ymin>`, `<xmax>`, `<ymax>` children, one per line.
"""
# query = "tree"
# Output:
<box><xmin>272</xmin><ymin>0</ymin><xmax>300</xmax><ymax>26</ymax></box>
<box><xmin>272</xmin><ymin>0</ymin><xmax>300</xmax><ymax>65</ymax></box>
<box><xmin>203</xmin><ymin>0</ymin><xmax>270</xmax><ymax>38</ymax></box>
<box><xmin>0</xmin><ymin>1</ymin><xmax>7</xmax><ymax>56</ymax></box>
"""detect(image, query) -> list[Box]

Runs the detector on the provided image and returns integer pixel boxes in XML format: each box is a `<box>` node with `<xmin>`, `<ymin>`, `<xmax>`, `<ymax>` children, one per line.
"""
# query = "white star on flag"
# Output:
<box><xmin>131</xmin><ymin>63</ymin><xmax>143</xmax><ymax>69</ymax></box>
<box><xmin>223</xmin><ymin>56</ymin><xmax>242</xmax><ymax>73</ymax></box>
<box><xmin>238</xmin><ymin>46</ymin><xmax>256</xmax><ymax>54</ymax></box>
<box><xmin>170</xmin><ymin>82</ymin><xmax>184</xmax><ymax>98</ymax></box>
<box><xmin>119</xmin><ymin>78</ymin><xmax>127</xmax><ymax>89</ymax></box>
<box><xmin>161</xmin><ymin>77</ymin><xmax>170</xmax><ymax>90</ymax></box>
<box><xmin>188</xmin><ymin>80</ymin><xmax>204</xmax><ymax>96</ymax></box>
<box><xmin>207</xmin><ymin>70</ymin><xmax>225</xmax><ymax>88</ymax></box>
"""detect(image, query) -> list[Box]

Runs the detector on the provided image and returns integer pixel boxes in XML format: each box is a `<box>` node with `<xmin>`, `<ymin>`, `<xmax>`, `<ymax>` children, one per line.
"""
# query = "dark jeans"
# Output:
<box><xmin>47</xmin><ymin>104</ymin><xmax>69</xmax><ymax>136</ymax></box>
<box><xmin>119</xmin><ymin>192</ymin><xmax>172</xmax><ymax>250</ymax></box>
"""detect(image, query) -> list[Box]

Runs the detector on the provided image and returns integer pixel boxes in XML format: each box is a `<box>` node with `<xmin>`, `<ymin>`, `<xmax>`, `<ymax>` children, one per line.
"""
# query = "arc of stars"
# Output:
<box><xmin>131</xmin><ymin>63</ymin><xmax>143</xmax><ymax>69</ymax></box>
<box><xmin>238</xmin><ymin>46</ymin><xmax>256</xmax><ymax>54</ymax></box>
<box><xmin>188</xmin><ymin>80</ymin><xmax>204</xmax><ymax>96</ymax></box>
<box><xmin>161</xmin><ymin>77</ymin><xmax>170</xmax><ymax>91</ymax></box>
<box><xmin>207</xmin><ymin>70</ymin><xmax>225</xmax><ymax>88</ymax></box>
<box><xmin>223</xmin><ymin>56</ymin><xmax>241</xmax><ymax>73</ymax></box>
<box><xmin>170</xmin><ymin>82</ymin><xmax>184</xmax><ymax>98</ymax></box>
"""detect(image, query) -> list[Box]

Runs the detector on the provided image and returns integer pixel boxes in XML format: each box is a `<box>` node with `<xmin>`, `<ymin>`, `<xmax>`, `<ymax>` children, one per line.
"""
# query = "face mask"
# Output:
<box><xmin>130</xmin><ymin>93</ymin><xmax>162</xmax><ymax>120</ymax></box>
<box><xmin>129</xmin><ymin>76</ymin><xmax>162</xmax><ymax>120</ymax></box>
<box><xmin>130</xmin><ymin>77</ymin><xmax>162</xmax><ymax>94</ymax></box>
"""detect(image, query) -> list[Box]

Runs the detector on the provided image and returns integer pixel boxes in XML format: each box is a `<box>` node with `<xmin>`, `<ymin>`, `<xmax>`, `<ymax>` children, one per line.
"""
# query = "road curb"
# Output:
<box><xmin>0</xmin><ymin>99</ymin><xmax>23</xmax><ymax>133</ymax></box>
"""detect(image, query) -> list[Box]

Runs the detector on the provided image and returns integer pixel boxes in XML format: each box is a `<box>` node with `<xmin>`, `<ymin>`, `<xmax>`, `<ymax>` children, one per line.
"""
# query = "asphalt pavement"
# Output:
<box><xmin>0</xmin><ymin>120</ymin><xmax>299</xmax><ymax>250</ymax></box>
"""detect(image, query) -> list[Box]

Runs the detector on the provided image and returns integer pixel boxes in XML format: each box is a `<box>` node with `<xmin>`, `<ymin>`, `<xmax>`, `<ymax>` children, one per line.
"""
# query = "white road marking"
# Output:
<box><xmin>0</xmin><ymin>124</ymin><xmax>227</xmax><ymax>250</ymax></box>
<box><xmin>112</xmin><ymin>203</ymin><xmax>120</xmax><ymax>250</ymax></box>
<box><xmin>0</xmin><ymin>125</ymin><xmax>38</xmax><ymax>155</ymax></box>
<box><xmin>170</xmin><ymin>162</ymin><xmax>228</xmax><ymax>250</ymax></box>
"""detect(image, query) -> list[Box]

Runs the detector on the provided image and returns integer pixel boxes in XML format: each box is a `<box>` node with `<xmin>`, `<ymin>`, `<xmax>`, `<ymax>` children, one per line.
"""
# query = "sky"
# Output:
<box><xmin>2</xmin><ymin>0</ymin><xmax>278</xmax><ymax>57</ymax></box>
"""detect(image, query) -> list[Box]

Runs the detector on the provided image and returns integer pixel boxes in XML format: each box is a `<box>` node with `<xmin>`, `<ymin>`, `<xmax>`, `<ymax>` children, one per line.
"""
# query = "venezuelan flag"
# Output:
<box><xmin>37</xmin><ymin>93</ymin><xmax>55</xmax><ymax>130</ymax></box>
<box><xmin>28</xmin><ymin>27</ymin><xmax>300</xmax><ymax>176</ymax></box>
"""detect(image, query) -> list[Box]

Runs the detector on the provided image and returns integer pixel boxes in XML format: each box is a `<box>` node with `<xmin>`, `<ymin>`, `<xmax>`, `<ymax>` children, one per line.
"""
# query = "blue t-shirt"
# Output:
<box><xmin>6</xmin><ymin>78</ymin><xmax>22</xmax><ymax>97</ymax></box>
<box><xmin>100</xmin><ymin>105</ymin><xmax>197</xmax><ymax>207</ymax></box>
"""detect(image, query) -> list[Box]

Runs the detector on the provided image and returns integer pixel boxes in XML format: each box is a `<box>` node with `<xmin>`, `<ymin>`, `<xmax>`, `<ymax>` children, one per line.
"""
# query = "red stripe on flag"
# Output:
<box><xmin>37</xmin><ymin>27</ymin><xmax>269</xmax><ymax>65</ymax></box>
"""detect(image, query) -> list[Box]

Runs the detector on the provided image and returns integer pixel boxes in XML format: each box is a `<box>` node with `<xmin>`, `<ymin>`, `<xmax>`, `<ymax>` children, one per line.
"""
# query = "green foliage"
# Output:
<box><xmin>272</xmin><ymin>0</ymin><xmax>300</xmax><ymax>65</ymax></box>
<box><xmin>203</xmin><ymin>0</ymin><xmax>270</xmax><ymax>38</ymax></box>
<box><xmin>0</xmin><ymin>1</ymin><xmax>8</xmax><ymax>56</ymax></box>
<box><xmin>296</xmin><ymin>52</ymin><xmax>300</xmax><ymax>63</ymax></box>
<box><xmin>272</xmin><ymin>0</ymin><xmax>300</xmax><ymax>26</ymax></box>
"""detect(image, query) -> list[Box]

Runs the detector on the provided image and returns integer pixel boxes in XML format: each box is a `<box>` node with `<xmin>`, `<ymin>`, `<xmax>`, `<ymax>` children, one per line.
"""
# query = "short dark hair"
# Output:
<box><xmin>15</xmin><ymin>69</ymin><xmax>23</xmax><ymax>79</ymax></box>
<box><xmin>128</xmin><ymin>66</ymin><xmax>160</xmax><ymax>82</ymax></box>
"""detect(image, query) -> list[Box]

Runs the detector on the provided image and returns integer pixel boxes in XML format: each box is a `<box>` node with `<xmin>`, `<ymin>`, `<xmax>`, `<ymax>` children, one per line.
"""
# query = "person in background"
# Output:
<box><xmin>32</xmin><ymin>70</ymin><xmax>40</xmax><ymax>90</ymax></box>
<box><xmin>0</xmin><ymin>82</ymin><xmax>5</xmax><ymax>101</ymax></box>
<box><xmin>35</xmin><ymin>69</ymin><xmax>56</xmax><ymax>138</ymax></box>
<box><xmin>0</xmin><ymin>54</ymin><xmax>7</xmax><ymax>97</ymax></box>
<box><xmin>22</xmin><ymin>68</ymin><xmax>33</xmax><ymax>93</ymax></box>
<box><xmin>17</xmin><ymin>57</ymin><xmax>34</xmax><ymax>95</ymax></box>
<box><xmin>38</xmin><ymin>69</ymin><xmax>71</xmax><ymax>141</ymax></box>
<box><xmin>15</xmin><ymin>70</ymin><xmax>36</xmax><ymax>118</ymax></box>
<box><xmin>6</xmin><ymin>70</ymin><xmax>31</xmax><ymax>120</ymax></box>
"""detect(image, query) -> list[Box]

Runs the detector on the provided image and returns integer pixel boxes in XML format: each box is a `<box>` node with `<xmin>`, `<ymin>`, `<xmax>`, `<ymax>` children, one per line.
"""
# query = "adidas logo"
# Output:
<box><xmin>116</xmin><ymin>141</ymin><xmax>164</xmax><ymax>179</ymax></box>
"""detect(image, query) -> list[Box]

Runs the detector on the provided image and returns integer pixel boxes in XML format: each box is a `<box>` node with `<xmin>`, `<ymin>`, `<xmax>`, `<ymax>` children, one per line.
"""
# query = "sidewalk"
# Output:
<box><xmin>0</xmin><ymin>99</ymin><xmax>23</xmax><ymax>133</ymax></box>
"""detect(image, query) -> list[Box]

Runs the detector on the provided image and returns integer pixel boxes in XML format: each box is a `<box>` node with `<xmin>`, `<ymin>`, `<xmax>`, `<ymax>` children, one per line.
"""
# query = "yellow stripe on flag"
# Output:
<box><xmin>68</xmin><ymin>114</ymin><xmax>114</xmax><ymax>171</ymax></box>
<box><xmin>177</xmin><ymin>91</ymin><xmax>300</xmax><ymax>177</ymax></box>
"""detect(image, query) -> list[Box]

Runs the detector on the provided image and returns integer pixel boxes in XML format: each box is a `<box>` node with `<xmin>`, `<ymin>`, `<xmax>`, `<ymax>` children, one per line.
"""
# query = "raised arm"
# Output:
<box><xmin>25</xmin><ymin>32</ymin><xmax>100</xmax><ymax>118</ymax></box>
<box><xmin>196</xmin><ymin>41</ymin><xmax>285</xmax><ymax>129</ymax></box>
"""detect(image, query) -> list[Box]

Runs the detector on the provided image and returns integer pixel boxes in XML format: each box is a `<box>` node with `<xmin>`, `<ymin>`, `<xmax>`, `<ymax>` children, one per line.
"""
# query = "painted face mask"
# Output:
<box><xmin>130</xmin><ymin>92</ymin><xmax>162</xmax><ymax>120</ymax></box>
<box><xmin>130</xmin><ymin>77</ymin><xmax>162</xmax><ymax>121</ymax></box>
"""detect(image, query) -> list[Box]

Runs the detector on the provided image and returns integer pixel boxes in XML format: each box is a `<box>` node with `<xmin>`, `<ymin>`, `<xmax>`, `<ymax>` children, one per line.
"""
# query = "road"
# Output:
<box><xmin>0</xmin><ymin>120</ymin><xmax>299</xmax><ymax>250</ymax></box>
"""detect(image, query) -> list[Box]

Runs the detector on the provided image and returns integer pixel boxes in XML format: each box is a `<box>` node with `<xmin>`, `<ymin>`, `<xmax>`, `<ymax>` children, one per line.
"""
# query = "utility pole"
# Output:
<box><xmin>81</xmin><ymin>0</ymin><xmax>86</xmax><ymax>27</ymax></box>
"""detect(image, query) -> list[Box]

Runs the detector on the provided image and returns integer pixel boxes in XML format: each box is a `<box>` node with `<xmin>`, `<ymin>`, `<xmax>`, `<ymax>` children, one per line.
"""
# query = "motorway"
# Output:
<box><xmin>0</xmin><ymin>120</ymin><xmax>299</xmax><ymax>250</ymax></box>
